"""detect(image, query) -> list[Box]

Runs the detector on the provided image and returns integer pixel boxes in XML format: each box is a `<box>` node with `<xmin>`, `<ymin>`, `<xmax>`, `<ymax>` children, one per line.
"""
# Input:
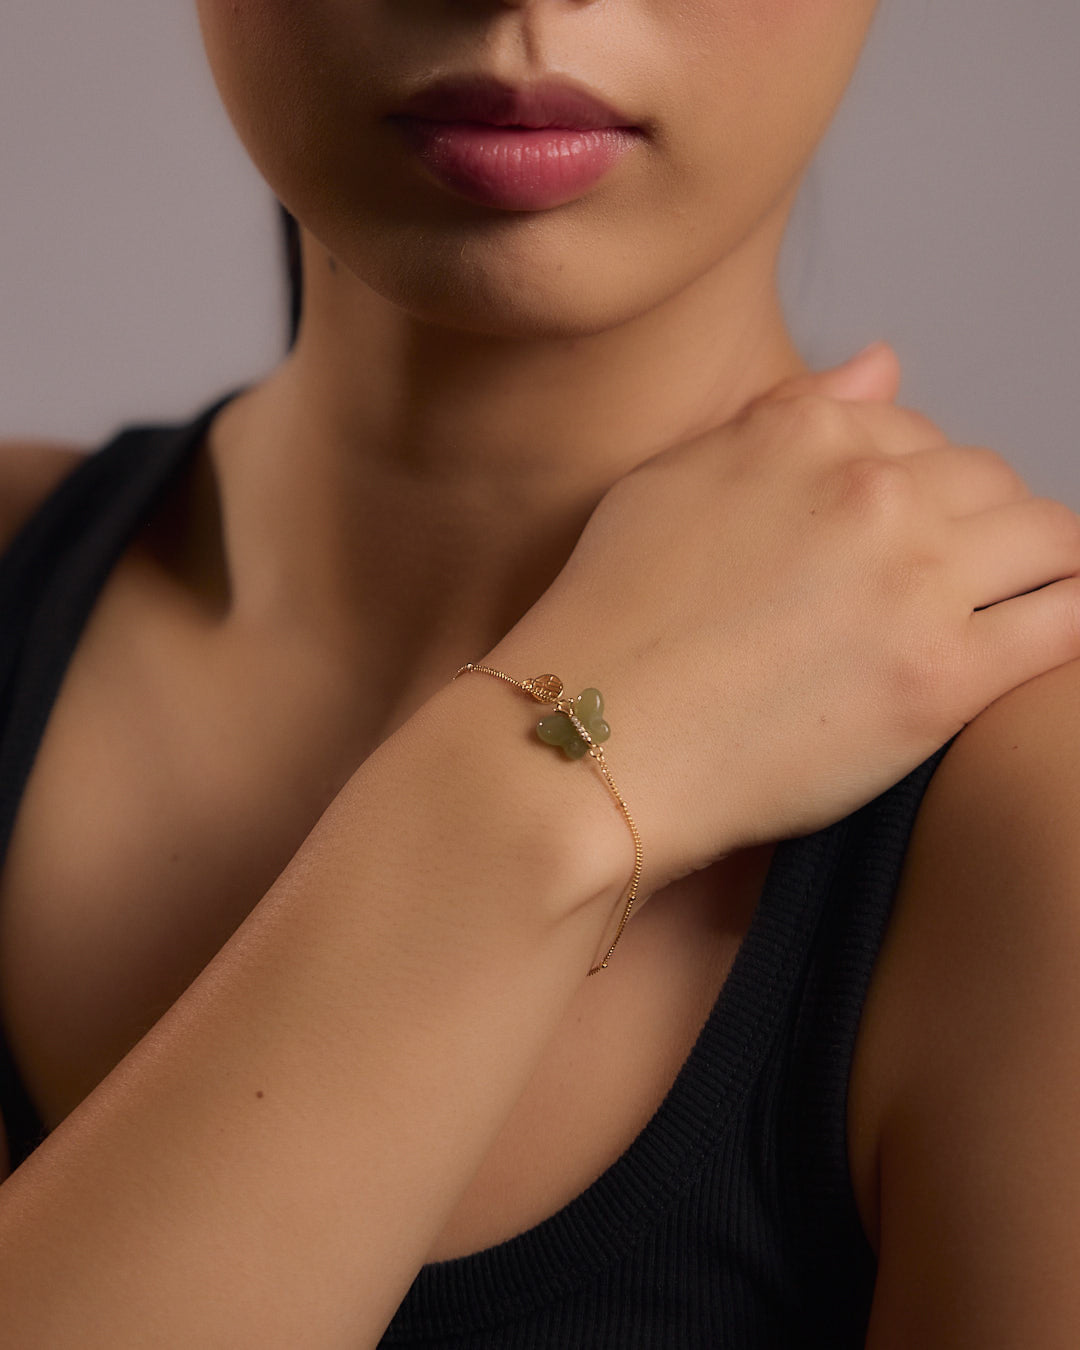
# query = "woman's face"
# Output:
<box><xmin>196</xmin><ymin>0</ymin><xmax>879</xmax><ymax>339</ymax></box>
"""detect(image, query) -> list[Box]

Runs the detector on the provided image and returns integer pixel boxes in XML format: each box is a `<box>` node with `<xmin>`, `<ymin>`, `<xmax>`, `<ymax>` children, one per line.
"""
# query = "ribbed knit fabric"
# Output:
<box><xmin>0</xmin><ymin>394</ymin><xmax>959</xmax><ymax>1345</ymax></box>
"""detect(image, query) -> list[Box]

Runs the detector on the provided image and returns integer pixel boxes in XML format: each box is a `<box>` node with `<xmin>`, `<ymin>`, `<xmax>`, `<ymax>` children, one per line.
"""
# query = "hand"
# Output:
<box><xmin>482</xmin><ymin>342</ymin><xmax>1080</xmax><ymax>901</ymax></box>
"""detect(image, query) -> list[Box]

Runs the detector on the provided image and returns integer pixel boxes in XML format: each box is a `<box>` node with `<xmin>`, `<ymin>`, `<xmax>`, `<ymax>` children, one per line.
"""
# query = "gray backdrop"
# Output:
<box><xmin>1</xmin><ymin>1</ymin><xmax>1077</xmax><ymax>504</ymax></box>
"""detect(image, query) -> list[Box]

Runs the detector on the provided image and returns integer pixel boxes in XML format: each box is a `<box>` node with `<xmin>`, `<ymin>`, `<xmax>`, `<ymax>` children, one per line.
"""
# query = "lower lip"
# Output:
<box><xmin>386</xmin><ymin>117</ymin><xmax>643</xmax><ymax>210</ymax></box>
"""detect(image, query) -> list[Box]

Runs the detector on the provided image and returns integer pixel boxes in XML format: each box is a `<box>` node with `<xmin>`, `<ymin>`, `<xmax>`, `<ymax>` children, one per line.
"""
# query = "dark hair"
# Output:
<box><xmin>280</xmin><ymin>203</ymin><xmax>303</xmax><ymax>349</ymax></box>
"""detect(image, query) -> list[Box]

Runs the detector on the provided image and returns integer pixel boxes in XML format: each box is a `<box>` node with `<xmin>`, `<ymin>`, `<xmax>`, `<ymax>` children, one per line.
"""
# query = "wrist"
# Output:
<box><xmin>379</xmin><ymin>662</ymin><xmax>635</xmax><ymax>928</ymax></box>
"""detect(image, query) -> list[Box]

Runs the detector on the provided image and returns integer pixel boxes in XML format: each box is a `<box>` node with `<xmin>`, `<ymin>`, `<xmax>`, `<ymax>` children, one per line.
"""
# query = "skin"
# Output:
<box><xmin>192</xmin><ymin>0</ymin><xmax>882</xmax><ymax>713</ymax></box>
<box><xmin>0</xmin><ymin>0</ymin><xmax>882</xmax><ymax>1272</ymax></box>
<box><xmin>180</xmin><ymin>0</ymin><xmax>894</xmax><ymax>1266</ymax></box>
<box><xmin>183</xmin><ymin>11</ymin><xmax>1080</xmax><ymax>1337</ymax></box>
<box><xmin>5</xmin><ymin>3</ymin><xmax>1080</xmax><ymax>1342</ymax></box>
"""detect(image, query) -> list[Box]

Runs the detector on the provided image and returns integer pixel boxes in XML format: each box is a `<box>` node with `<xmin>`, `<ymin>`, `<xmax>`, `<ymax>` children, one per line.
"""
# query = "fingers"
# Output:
<box><xmin>903</xmin><ymin>443</ymin><xmax>1032</xmax><ymax>517</ymax></box>
<box><xmin>839</xmin><ymin>398</ymin><xmax>951</xmax><ymax>455</ymax></box>
<box><xmin>966</xmin><ymin>573</ymin><xmax>1080</xmax><ymax>709</ymax></box>
<box><xmin>833</xmin><ymin>408</ymin><xmax>1035</xmax><ymax>519</ymax></box>
<box><xmin>760</xmin><ymin>341</ymin><xmax>902</xmax><ymax>406</ymax></box>
<box><xmin>957</xmin><ymin>496</ymin><xmax>1080</xmax><ymax>610</ymax></box>
<box><xmin>821</xmin><ymin>341</ymin><xmax>902</xmax><ymax>403</ymax></box>
<box><xmin>737</xmin><ymin>392</ymin><xmax>948</xmax><ymax>461</ymax></box>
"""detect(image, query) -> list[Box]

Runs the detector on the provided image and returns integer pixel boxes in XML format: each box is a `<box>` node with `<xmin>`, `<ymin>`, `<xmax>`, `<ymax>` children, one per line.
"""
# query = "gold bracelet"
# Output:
<box><xmin>451</xmin><ymin>662</ymin><xmax>643</xmax><ymax>977</ymax></box>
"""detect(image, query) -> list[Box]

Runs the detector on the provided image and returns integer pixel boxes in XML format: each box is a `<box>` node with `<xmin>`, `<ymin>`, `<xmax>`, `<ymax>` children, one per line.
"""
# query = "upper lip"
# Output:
<box><xmin>388</xmin><ymin>75</ymin><xmax>642</xmax><ymax>131</ymax></box>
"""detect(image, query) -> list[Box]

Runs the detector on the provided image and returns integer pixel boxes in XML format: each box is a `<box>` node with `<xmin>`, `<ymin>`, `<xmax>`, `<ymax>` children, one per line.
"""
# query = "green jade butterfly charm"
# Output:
<box><xmin>528</xmin><ymin>674</ymin><xmax>611</xmax><ymax>760</ymax></box>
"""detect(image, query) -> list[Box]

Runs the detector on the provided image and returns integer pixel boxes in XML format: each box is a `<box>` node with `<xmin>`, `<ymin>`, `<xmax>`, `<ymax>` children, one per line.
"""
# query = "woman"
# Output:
<box><xmin>2</xmin><ymin>2</ymin><xmax>1080</xmax><ymax>1344</ymax></box>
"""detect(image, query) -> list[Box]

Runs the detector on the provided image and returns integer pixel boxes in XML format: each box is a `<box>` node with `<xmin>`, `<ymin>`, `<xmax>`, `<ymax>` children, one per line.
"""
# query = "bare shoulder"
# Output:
<box><xmin>0</xmin><ymin>437</ymin><xmax>90</xmax><ymax>553</ymax></box>
<box><xmin>851</xmin><ymin>657</ymin><xmax>1080</xmax><ymax>1344</ymax></box>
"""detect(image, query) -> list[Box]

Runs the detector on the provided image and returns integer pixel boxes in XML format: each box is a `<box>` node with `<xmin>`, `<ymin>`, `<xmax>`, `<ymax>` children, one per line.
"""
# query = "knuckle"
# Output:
<box><xmin>1040</xmin><ymin>496</ymin><xmax>1080</xmax><ymax>547</ymax></box>
<box><xmin>752</xmin><ymin>391</ymin><xmax>854</xmax><ymax>448</ymax></box>
<box><xmin>964</xmin><ymin>443</ymin><xmax>1030</xmax><ymax>494</ymax></box>
<box><xmin>783</xmin><ymin>392</ymin><xmax>854</xmax><ymax>444</ymax></box>
<box><xmin>897</xmin><ymin>406</ymin><xmax>947</xmax><ymax>442</ymax></box>
<box><xmin>830</xmin><ymin>453</ymin><xmax>913</xmax><ymax>517</ymax></box>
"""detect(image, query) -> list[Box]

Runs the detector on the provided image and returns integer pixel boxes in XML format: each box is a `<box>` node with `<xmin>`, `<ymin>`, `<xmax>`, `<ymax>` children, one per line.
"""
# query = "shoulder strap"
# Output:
<box><xmin>0</xmin><ymin>392</ymin><xmax>241</xmax><ymax>1171</ymax></box>
<box><xmin>0</xmin><ymin>392</ymin><xmax>241</xmax><ymax>865</ymax></box>
<box><xmin>777</xmin><ymin>733</ymin><xmax>960</xmax><ymax>1337</ymax></box>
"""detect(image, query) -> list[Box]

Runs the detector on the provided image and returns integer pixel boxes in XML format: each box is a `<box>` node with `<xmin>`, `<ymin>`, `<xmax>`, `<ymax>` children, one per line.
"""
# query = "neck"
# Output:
<box><xmin>204</xmin><ymin>188</ymin><xmax>808</xmax><ymax>685</ymax></box>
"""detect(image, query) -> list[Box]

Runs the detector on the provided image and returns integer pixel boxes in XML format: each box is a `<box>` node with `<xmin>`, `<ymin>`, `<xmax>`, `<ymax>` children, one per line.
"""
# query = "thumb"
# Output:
<box><xmin>757</xmin><ymin>340</ymin><xmax>902</xmax><ymax>408</ymax></box>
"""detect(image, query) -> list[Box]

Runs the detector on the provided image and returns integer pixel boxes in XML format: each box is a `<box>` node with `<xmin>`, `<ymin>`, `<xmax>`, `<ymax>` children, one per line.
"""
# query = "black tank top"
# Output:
<box><xmin>0</xmin><ymin>393</ymin><xmax>959</xmax><ymax>1346</ymax></box>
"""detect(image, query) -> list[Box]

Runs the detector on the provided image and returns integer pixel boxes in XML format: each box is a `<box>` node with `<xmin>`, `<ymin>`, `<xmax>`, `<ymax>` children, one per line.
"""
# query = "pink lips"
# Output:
<box><xmin>388</xmin><ymin>119</ymin><xmax>643</xmax><ymax>211</ymax></box>
<box><xmin>385</xmin><ymin>74</ymin><xmax>646</xmax><ymax>210</ymax></box>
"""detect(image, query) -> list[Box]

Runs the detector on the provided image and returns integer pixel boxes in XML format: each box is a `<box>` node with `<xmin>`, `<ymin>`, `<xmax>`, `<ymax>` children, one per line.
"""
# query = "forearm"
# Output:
<box><xmin>0</xmin><ymin>670</ymin><xmax>630</xmax><ymax>1348</ymax></box>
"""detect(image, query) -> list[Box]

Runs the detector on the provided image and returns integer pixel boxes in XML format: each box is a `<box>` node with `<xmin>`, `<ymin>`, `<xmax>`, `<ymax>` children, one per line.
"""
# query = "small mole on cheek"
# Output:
<box><xmin>327</xmin><ymin>256</ymin><xmax>339</xmax><ymax>275</ymax></box>
<box><xmin>255</xmin><ymin>1090</ymin><xmax>265</xmax><ymax>1099</ymax></box>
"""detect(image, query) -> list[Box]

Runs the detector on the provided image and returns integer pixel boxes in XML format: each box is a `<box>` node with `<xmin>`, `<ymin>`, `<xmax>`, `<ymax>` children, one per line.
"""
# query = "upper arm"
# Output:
<box><xmin>0</xmin><ymin>438</ymin><xmax>86</xmax><ymax>1184</ymax></box>
<box><xmin>860</xmin><ymin>658</ymin><xmax>1080</xmax><ymax>1348</ymax></box>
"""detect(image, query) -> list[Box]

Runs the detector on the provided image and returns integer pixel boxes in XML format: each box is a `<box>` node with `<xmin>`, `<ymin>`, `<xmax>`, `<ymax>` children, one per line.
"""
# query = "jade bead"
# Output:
<box><xmin>535</xmin><ymin>687</ymin><xmax>611</xmax><ymax>759</ymax></box>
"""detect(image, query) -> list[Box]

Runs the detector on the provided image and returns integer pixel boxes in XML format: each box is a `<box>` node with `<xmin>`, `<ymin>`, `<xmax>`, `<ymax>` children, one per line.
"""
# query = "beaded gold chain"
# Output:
<box><xmin>451</xmin><ymin>661</ymin><xmax>643</xmax><ymax>976</ymax></box>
